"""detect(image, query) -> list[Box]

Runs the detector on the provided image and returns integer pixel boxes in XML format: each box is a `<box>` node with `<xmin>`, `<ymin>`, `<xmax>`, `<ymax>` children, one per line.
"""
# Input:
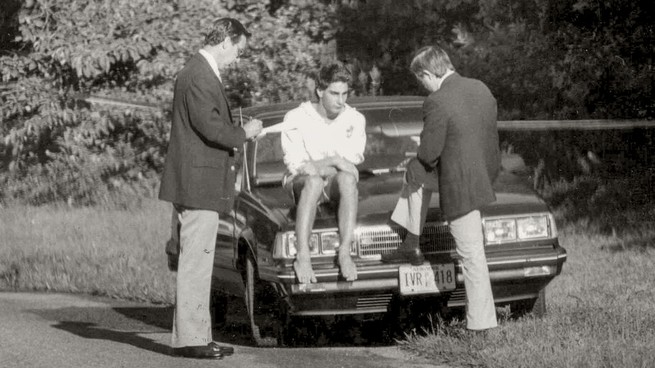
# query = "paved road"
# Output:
<box><xmin>0</xmin><ymin>292</ymin><xmax>442</xmax><ymax>368</ymax></box>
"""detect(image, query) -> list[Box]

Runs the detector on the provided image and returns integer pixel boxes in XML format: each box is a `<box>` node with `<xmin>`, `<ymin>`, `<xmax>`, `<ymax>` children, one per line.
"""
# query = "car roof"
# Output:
<box><xmin>241</xmin><ymin>95</ymin><xmax>426</xmax><ymax>128</ymax></box>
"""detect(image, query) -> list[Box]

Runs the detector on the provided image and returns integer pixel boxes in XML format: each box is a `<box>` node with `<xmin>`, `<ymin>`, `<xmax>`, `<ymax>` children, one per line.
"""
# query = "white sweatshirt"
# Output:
<box><xmin>278</xmin><ymin>101</ymin><xmax>366</xmax><ymax>175</ymax></box>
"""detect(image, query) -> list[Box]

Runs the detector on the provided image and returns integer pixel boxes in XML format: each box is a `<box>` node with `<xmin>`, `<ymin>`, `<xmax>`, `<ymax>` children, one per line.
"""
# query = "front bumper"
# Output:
<box><xmin>259</xmin><ymin>245</ymin><xmax>567</xmax><ymax>316</ymax></box>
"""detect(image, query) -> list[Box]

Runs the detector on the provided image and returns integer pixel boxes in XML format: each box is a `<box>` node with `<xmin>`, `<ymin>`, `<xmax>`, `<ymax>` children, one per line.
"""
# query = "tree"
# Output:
<box><xmin>332</xmin><ymin>0</ymin><xmax>653</xmax><ymax>120</ymax></box>
<box><xmin>1</xmin><ymin>0</ymin><xmax>652</xmax><ymax>205</ymax></box>
<box><xmin>0</xmin><ymin>0</ymin><xmax>334</xmax><ymax>205</ymax></box>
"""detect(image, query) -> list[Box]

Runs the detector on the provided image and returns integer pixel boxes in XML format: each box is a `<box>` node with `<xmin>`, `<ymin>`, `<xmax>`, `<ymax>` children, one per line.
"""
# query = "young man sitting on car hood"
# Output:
<box><xmin>269</xmin><ymin>63</ymin><xmax>367</xmax><ymax>284</ymax></box>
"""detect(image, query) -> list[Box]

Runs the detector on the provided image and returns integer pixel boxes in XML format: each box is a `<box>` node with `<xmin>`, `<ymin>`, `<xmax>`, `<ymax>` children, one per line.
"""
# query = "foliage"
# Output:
<box><xmin>0</xmin><ymin>0</ymin><xmax>332</xmax><ymax>205</ymax></box>
<box><xmin>0</xmin><ymin>0</ymin><xmax>652</xmax><ymax>205</ymax></box>
<box><xmin>333</xmin><ymin>0</ymin><xmax>653</xmax><ymax>120</ymax></box>
<box><xmin>330</xmin><ymin>0</ymin><xmax>653</xmax><ymax>188</ymax></box>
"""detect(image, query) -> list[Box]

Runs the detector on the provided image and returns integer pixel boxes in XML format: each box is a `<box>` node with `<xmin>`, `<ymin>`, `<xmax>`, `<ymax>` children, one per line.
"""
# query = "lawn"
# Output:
<box><xmin>401</xmin><ymin>226</ymin><xmax>655</xmax><ymax>367</ymax></box>
<box><xmin>401</xmin><ymin>173</ymin><xmax>655</xmax><ymax>367</ymax></box>
<box><xmin>0</xmin><ymin>199</ymin><xmax>175</xmax><ymax>304</ymax></box>
<box><xmin>1</xmin><ymin>173</ymin><xmax>654</xmax><ymax>367</ymax></box>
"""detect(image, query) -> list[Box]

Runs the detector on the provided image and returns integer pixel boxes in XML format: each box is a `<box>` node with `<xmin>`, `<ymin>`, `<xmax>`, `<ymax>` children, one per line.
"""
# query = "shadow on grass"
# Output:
<box><xmin>600</xmin><ymin>233</ymin><xmax>655</xmax><ymax>253</ymax></box>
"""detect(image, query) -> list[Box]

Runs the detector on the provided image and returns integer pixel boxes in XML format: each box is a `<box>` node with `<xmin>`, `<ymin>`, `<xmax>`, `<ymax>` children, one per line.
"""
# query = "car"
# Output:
<box><xmin>168</xmin><ymin>95</ymin><xmax>567</xmax><ymax>346</ymax></box>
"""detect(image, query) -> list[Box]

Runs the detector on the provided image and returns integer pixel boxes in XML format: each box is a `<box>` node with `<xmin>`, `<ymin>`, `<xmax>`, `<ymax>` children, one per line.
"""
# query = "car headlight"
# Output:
<box><xmin>320</xmin><ymin>232</ymin><xmax>357</xmax><ymax>255</ymax></box>
<box><xmin>320</xmin><ymin>232</ymin><xmax>341</xmax><ymax>255</ymax></box>
<box><xmin>517</xmin><ymin>216</ymin><xmax>550</xmax><ymax>239</ymax></box>
<box><xmin>274</xmin><ymin>230</ymin><xmax>356</xmax><ymax>259</ymax></box>
<box><xmin>286</xmin><ymin>233</ymin><xmax>319</xmax><ymax>257</ymax></box>
<box><xmin>483</xmin><ymin>214</ymin><xmax>556</xmax><ymax>244</ymax></box>
<box><xmin>484</xmin><ymin>218</ymin><xmax>517</xmax><ymax>243</ymax></box>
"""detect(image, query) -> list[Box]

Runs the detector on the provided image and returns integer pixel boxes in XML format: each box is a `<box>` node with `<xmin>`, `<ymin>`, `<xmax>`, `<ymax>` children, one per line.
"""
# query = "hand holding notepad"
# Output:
<box><xmin>253</xmin><ymin>120</ymin><xmax>300</xmax><ymax>140</ymax></box>
<box><xmin>260</xmin><ymin>120</ymin><xmax>298</xmax><ymax>135</ymax></box>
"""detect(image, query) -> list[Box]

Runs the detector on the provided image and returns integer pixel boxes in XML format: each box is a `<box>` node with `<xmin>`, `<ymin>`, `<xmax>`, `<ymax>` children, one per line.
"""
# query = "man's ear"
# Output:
<box><xmin>219</xmin><ymin>36</ymin><xmax>233</xmax><ymax>50</ymax></box>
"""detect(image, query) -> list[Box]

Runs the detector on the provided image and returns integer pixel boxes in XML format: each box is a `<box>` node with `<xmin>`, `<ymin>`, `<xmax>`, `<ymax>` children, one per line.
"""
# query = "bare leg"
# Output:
<box><xmin>293</xmin><ymin>175</ymin><xmax>323</xmax><ymax>284</ymax></box>
<box><xmin>335</xmin><ymin>172</ymin><xmax>358</xmax><ymax>281</ymax></box>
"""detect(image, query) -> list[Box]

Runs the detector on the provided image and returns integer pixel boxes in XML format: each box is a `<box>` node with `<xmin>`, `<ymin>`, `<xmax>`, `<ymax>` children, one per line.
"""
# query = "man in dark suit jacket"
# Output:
<box><xmin>382</xmin><ymin>45</ymin><xmax>500</xmax><ymax>331</ymax></box>
<box><xmin>159</xmin><ymin>18</ymin><xmax>262</xmax><ymax>359</ymax></box>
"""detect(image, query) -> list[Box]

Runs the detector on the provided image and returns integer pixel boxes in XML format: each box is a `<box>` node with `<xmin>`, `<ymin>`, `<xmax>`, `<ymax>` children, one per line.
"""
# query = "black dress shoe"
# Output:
<box><xmin>172</xmin><ymin>344</ymin><xmax>224</xmax><ymax>359</ymax></box>
<box><xmin>381</xmin><ymin>247</ymin><xmax>425</xmax><ymax>265</ymax></box>
<box><xmin>209</xmin><ymin>342</ymin><xmax>234</xmax><ymax>356</ymax></box>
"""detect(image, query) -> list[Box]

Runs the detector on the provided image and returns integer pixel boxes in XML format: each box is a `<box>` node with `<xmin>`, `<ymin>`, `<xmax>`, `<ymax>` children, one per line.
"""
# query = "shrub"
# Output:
<box><xmin>0</xmin><ymin>0</ymin><xmax>333</xmax><ymax>205</ymax></box>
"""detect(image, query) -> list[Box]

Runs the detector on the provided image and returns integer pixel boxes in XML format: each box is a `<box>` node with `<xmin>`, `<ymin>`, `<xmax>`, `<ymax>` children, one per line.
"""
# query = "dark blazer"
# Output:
<box><xmin>412</xmin><ymin>72</ymin><xmax>500</xmax><ymax>220</ymax></box>
<box><xmin>159</xmin><ymin>53</ymin><xmax>246</xmax><ymax>213</ymax></box>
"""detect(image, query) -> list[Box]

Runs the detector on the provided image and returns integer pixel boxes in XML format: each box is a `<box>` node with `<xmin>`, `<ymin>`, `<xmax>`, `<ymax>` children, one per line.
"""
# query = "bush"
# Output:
<box><xmin>0</xmin><ymin>0</ymin><xmax>333</xmax><ymax>205</ymax></box>
<box><xmin>1</xmin><ymin>0</ymin><xmax>652</xmax><ymax>206</ymax></box>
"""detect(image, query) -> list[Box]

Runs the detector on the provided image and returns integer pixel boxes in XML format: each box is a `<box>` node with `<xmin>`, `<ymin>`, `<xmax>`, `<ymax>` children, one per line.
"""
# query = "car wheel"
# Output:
<box><xmin>244</xmin><ymin>254</ymin><xmax>281</xmax><ymax>347</ymax></box>
<box><xmin>510</xmin><ymin>288</ymin><xmax>546</xmax><ymax>318</ymax></box>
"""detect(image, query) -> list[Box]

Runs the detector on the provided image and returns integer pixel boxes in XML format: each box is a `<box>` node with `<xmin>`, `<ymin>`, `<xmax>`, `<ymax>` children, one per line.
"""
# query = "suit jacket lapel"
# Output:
<box><xmin>196</xmin><ymin>53</ymin><xmax>236</xmax><ymax>126</ymax></box>
<box><xmin>216</xmin><ymin>79</ymin><xmax>235</xmax><ymax>126</ymax></box>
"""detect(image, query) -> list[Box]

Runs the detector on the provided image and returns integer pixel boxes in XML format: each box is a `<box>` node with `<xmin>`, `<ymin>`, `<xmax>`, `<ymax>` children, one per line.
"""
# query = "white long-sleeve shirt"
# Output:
<box><xmin>280</xmin><ymin>101</ymin><xmax>366</xmax><ymax>175</ymax></box>
<box><xmin>198</xmin><ymin>49</ymin><xmax>222</xmax><ymax>82</ymax></box>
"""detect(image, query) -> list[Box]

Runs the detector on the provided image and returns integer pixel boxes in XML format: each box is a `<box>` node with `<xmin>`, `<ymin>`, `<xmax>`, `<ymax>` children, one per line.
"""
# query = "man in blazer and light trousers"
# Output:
<box><xmin>382</xmin><ymin>45</ymin><xmax>500</xmax><ymax>331</ymax></box>
<box><xmin>159</xmin><ymin>18</ymin><xmax>262</xmax><ymax>359</ymax></box>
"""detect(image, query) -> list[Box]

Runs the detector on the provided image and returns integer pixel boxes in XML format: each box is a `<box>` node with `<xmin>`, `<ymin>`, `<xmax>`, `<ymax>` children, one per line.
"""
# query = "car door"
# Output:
<box><xmin>212</xmin><ymin>144</ymin><xmax>248</xmax><ymax>296</ymax></box>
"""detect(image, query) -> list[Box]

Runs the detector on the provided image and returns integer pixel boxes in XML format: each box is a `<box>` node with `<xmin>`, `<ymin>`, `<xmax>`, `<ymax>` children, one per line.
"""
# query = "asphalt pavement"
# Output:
<box><xmin>0</xmin><ymin>292</ymin><xmax>443</xmax><ymax>368</ymax></box>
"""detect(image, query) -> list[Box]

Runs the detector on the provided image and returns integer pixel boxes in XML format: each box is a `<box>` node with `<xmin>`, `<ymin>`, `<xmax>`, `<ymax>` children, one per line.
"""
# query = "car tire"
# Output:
<box><xmin>244</xmin><ymin>253</ymin><xmax>281</xmax><ymax>347</ymax></box>
<box><xmin>510</xmin><ymin>288</ymin><xmax>546</xmax><ymax>318</ymax></box>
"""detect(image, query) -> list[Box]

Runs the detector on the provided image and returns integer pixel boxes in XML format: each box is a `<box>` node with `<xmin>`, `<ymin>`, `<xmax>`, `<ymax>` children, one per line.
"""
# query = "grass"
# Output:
<box><xmin>398</xmin><ymin>171</ymin><xmax>655</xmax><ymax>368</ymax></box>
<box><xmin>1</xmin><ymin>170</ymin><xmax>654</xmax><ymax>367</ymax></box>
<box><xmin>400</xmin><ymin>226</ymin><xmax>655</xmax><ymax>368</ymax></box>
<box><xmin>0</xmin><ymin>199</ymin><xmax>175</xmax><ymax>304</ymax></box>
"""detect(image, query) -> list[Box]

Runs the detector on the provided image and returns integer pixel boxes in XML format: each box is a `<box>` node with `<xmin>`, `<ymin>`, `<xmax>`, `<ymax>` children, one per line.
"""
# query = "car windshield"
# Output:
<box><xmin>251</xmin><ymin>105</ymin><xmax>424</xmax><ymax>186</ymax></box>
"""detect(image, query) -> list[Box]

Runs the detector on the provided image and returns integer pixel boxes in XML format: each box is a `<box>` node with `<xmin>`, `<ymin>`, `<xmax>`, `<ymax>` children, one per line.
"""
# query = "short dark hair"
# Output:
<box><xmin>204</xmin><ymin>18</ymin><xmax>251</xmax><ymax>46</ymax></box>
<box><xmin>315</xmin><ymin>63</ymin><xmax>352</xmax><ymax>91</ymax></box>
<box><xmin>409</xmin><ymin>45</ymin><xmax>455</xmax><ymax>77</ymax></box>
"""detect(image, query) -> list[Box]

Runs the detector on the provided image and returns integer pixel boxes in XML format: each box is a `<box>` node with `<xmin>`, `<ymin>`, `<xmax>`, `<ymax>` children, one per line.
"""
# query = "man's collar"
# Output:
<box><xmin>436</xmin><ymin>69</ymin><xmax>455</xmax><ymax>91</ymax></box>
<box><xmin>199</xmin><ymin>49</ymin><xmax>222</xmax><ymax>82</ymax></box>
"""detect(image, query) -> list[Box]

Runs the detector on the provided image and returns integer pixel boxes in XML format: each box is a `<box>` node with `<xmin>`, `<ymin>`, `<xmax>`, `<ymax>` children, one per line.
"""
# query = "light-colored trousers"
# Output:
<box><xmin>391</xmin><ymin>184</ymin><xmax>498</xmax><ymax>330</ymax></box>
<box><xmin>171</xmin><ymin>205</ymin><xmax>219</xmax><ymax>347</ymax></box>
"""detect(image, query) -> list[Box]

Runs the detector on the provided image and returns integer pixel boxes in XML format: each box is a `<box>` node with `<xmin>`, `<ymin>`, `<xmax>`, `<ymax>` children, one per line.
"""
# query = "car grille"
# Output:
<box><xmin>446</xmin><ymin>289</ymin><xmax>467</xmax><ymax>307</ymax></box>
<box><xmin>356</xmin><ymin>223</ymin><xmax>456</xmax><ymax>257</ymax></box>
<box><xmin>356</xmin><ymin>293</ymin><xmax>393</xmax><ymax>312</ymax></box>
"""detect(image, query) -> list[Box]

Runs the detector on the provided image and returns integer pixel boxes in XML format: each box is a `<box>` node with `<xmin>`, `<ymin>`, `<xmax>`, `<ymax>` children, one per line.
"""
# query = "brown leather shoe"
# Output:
<box><xmin>380</xmin><ymin>247</ymin><xmax>425</xmax><ymax>266</ymax></box>
<box><xmin>172</xmin><ymin>344</ymin><xmax>224</xmax><ymax>359</ymax></box>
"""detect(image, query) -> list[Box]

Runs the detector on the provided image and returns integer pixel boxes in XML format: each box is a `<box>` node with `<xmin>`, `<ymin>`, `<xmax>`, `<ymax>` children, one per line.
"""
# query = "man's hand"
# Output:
<box><xmin>298</xmin><ymin>162</ymin><xmax>320</xmax><ymax>177</ymax></box>
<box><xmin>243</xmin><ymin>118</ymin><xmax>263</xmax><ymax>139</ymax></box>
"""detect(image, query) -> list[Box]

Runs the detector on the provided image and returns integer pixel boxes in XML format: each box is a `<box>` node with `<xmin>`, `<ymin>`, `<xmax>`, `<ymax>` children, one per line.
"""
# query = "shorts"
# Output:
<box><xmin>283</xmin><ymin>173</ymin><xmax>339</xmax><ymax>205</ymax></box>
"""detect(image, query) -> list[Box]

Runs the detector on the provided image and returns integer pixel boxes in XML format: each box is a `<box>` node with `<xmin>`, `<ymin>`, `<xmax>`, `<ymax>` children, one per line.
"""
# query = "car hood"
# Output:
<box><xmin>249</xmin><ymin>170</ymin><xmax>547</xmax><ymax>231</ymax></box>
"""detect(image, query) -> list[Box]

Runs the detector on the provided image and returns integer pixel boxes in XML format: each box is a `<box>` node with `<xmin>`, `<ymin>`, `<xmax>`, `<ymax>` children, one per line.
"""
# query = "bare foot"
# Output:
<box><xmin>338</xmin><ymin>252</ymin><xmax>357</xmax><ymax>281</ymax></box>
<box><xmin>293</xmin><ymin>258</ymin><xmax>317</xmax><ymax>284</ymax></box>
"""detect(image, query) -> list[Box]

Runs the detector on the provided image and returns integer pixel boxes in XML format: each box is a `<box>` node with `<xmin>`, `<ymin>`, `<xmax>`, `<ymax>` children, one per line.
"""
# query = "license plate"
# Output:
<box><xmin>399</xmin><ymin>263</ymin><xmax>456</xmax><ymax>295</ymax></box>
